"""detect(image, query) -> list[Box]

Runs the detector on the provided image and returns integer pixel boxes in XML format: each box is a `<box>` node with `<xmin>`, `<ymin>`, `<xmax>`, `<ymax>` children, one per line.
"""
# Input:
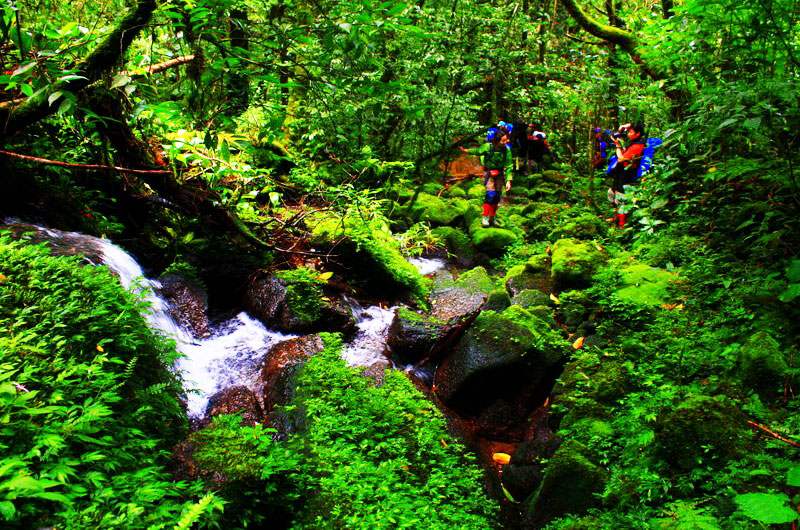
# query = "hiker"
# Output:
<box><xmin>511</xmin><ymin>117</ymin><xmax>530</xmax><ymax>179</ymax></box>
<box><xmin>526</xmin><ymin>122</ymin><xmax>552</xmax><ymax>173</ymax></box>
<box><xmin>459</xmin><ymin>127</ymin><xmax>513</xmax><ymax>227</ymax></box>
<box><xmin>607</xmin><ymin>122</ymin><xmax>646</xmax><ymax>228</ymax></box>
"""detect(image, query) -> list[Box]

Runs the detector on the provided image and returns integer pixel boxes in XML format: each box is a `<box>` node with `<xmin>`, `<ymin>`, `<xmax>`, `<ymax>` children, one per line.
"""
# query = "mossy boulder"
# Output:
<box><xmin>467</xmin><ymin>182</ymin><xmax>486</xmax><ymax>200</ymax></box>
<box><xmin>737</xmin><ymin>332</ymin><xmax>788</xmax><ymax>399</ymax></box>
<box><xmin>431</xmin><ymin>226</ymin><xmax>476</xmax><ymax>267</ymax></box>
<box><xmin>654</xmin><ymin>394</ymin><xmax>747</xmax><ymax>471</ymax></box>
<box><xmin>429</xmin><ymin>266</ymin><xmax>493</xmax><ymax>322</ymax></box>
<box><xmin>405</xmin><ymin>192</ymin><xmax>467</xmax><ymax>226</ymax></box>
<box><xmin>548</xmin><ymin>213</ymin><xmax>609</xmax><ymax>241</ymax></box>
<box><xmin>421</xmin><ymin>182</ymin><xmax>441</xmax><ymax>195</ymax></box>
<box><xmin>469</xmin><ymin>219</ymin><xmax>518</xmax><ymax>256</ymax></box>
<box><xmin>243</xmin><ymin>269</ymin><xmax>356</xmax><ymax>335</ymax></box>
<box><xmin>511</xmin><ymin>289</ymin><xmax>552</xmax><ymax>308</ymax></box>
<box><xmin>445</xmin><ymin>186</ymin><xmax>467</xmax><ymax>199</ymax></box>
<box><xmin>523</xmin><ymin>440</ymin><xmax>607</xmax><ymax>525</ymax></box>
<box><xmin>612</xmin><ymin>261</ymin><xmax>680</xmax><ymax>307</ymax></box>
<box><xmin>504</xmin><ymin>257</ymin><xmax>553</xmax><ymax>297</ymax></box>
<box><xmin>305</xmin><ymin>210</ymin><xmax>430</xmax><ymax>303</ymax></box>
<box><xmin>485</xmin><ymin>287</ymin><xmax>511</xmax><ymax>312</ymax></box>
<box><xmin>559</xmin><ymin>289</ymin><xmax>594</xmax><ymax>334</ymax></box>
<box><xmin>435</xmin><ymin>306</ymin><xmax>568</xmax><ymax>437</ymax></box>
<box><xmin>520</xmin><ymin>202</ymin><xmax>563</xmax><ymax>240</ymax></box>
<box><xmin>551</xmin><ymin>238</ymin><xmax>609</xmax><ymax>289</ymax></box>
<box><xmin>386</xmin><ymin>307</ymin><xmax>447</xmax><ymax>364</ymax></box>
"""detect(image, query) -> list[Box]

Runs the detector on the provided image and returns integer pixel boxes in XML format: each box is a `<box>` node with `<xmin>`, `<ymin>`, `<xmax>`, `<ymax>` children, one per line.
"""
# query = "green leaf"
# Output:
<box><xmin>734</xmin><ymin>493</ymin><xmax>798</xmax><ymax>524</ymax></box>
<box><xmin>110</xmin><ymin>74</ymin><xmax>131</xmax><ymax>89</ymax></box>
<box><xmin>788</xmin><ymin>466</ymin><xmax>800</xmax><ymax>487</ymax></box>
<box><xmin>0</xmin><ymin>500</ymin><xmax>15</xmax><ymax>520</ymax></box>
<box><xmin>786</xmin><ymin>260</ymin><xmax>800</xmax><ymax>283</ymax></box>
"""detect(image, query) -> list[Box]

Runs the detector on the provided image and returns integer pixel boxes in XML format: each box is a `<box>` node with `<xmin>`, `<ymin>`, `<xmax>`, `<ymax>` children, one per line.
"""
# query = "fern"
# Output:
<box><xmin>173</xmin><ymin>493</ymin><xmax>223</xmax><ymax>530</ymax></box>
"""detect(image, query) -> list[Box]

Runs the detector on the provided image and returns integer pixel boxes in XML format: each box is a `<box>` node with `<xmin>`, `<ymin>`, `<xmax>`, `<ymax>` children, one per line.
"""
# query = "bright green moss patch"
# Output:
<box><xmin>612</xmin><ymin>261</ymin><xmax>680</xmax><ymax>307</ymax></box>
<box><xmin>276</xmin><ymin>267</ymin><xmax>325</xmax><ymax>325</ymax></box>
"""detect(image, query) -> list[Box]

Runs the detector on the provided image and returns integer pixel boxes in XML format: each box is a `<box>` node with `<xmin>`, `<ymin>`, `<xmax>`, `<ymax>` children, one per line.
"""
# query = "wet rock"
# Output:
<box><xmin>430</xmin><ymin>226</ymin><xmax>475</xmax><ymax>268</ymax></box>
<box><xmin>435</xmin><ymin>306</ymin><xmax>568</xmax><ymax>438</ymax></box>
<box><xmin>429</xmin><ymin>266</ymin><xmax>495</xmax><ymax>322</ymax></box>
<box><xmin>204</xmin><ymin>385</ymin><xmax>263</xmax><ymax>426</ymax></box>
<box><xmin>158</xmin><ymin>273</ymin><xmax>209</xmax><ymax>338</ymax></box>
<box><xmin>259</xmin><ymin>334</ymin><xmax>325</xmax><ymax>436</ymax></box>
<box><xmin>387</xmin><ymin>307</ymin><xmax>447</xmax><ymax>364</ymax></box>
<box><xmin>511</xmin><ymin>289</ymin><xmax>551</xmax><ymax>309</ymax></box>
<box><xmin>362</xmin><ymin>359</ymin><xmax>392</xmax><ymax>387</ymax></box>
<box><xmin>243</xmin><ymin>272</ymin><xmax>356</xmax><ymax>336</ymax></box>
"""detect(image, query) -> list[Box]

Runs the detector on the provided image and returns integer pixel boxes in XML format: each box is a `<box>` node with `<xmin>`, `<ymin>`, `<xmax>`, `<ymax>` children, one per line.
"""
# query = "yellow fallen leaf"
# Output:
<box><xmin>492</xmin><ymin>453</ymin><xmax>511</xmax><ymax>465</ymax></box>
<box><xmin>439</xmin><ymin>439</ymin><xmax>448</xmax><ymax>448</ymax></box>
<box><xmin>572</xmin><ymin>336</ymin><xmax>585</xmax><ymax>349</ymax></box>
<box><xmin>549</xmin><ymin>293</ymin><xmax>560</xmax><ymax>304</ymax></box>
<box><xmin>316</xmin><ymin>271</ymin><xmax>333</xmax><ymax>281</ymax></box>
<box><xmin>96</xmin><ymin>345</ymin><xmax>104</xmax><ymax>353</ymax></box>
<box><xmin>0</xmin><ymin>274</ymin><xmax>8</xmax><ymax>283</ymax></box>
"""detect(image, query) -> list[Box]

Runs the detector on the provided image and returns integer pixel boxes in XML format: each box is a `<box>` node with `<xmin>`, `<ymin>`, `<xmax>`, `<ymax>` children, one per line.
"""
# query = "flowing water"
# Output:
<box><xmin>3</xmin><ymin>221</ymin><xmax>447</xmax><ymax>418</ymax></box>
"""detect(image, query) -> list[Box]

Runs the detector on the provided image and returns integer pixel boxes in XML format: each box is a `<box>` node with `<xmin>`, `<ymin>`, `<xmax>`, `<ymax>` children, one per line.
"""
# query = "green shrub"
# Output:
<box><xmin>0</xmin><ymin>233</ymin><xmax>221</xmax><ymax>528</ymax></box>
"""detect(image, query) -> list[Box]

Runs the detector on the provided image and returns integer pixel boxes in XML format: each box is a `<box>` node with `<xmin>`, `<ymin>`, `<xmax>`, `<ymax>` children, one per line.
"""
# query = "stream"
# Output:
<box><xmin>5</xmin><ymin>221</ymin><xmax>444</xmax><ymax>418</ymax></box>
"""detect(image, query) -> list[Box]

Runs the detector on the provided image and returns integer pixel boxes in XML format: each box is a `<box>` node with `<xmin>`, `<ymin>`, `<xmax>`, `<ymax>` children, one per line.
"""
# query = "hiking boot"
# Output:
<box><xmin>481</xmin><ymin>216</ymin><xmax>490</xmax><ymax>227</ymax></box>
<box><xmin>489</xmin><ymin>216</ymin><xmax>497</xmax><ymax>226</ymax></box>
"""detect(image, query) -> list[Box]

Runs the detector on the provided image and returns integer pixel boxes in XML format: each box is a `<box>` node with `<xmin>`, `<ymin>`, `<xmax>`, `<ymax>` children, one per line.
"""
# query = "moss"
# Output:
<box><xmin>305</xmin><ymin>210</ymin><xmax>430</xmax><ymax>304</ymax></box>
<box><xmin>525</xmin><ymin>440</ymin><xmax>607</xmax><ymax>523</ymax></box>
<box><xmin>276</xmin><ymin>267</ymin><xmax>324</xmax><ymax>325</ymax></box>
<box><xmin>470</xmin><ymin>221</ymin><xmax>519</xmax><ymax>256</ymax></box>
<box><xmin>467</xmin><ymin>182</ymin><xmax>485</xmax><ymax>200</ymax></box>
<box><xmin>430</xmin><ymin>226</ymin><xmax>474</xmax><ymax>262</ymax></box>
<box><xmin>454</xmin><ymin>266</ymin><xmax>496</xmax><ymax>295</ymax></box>
<box><xmin>446</xmin><ymin>186</ymin><xmax>467</xmax><ymax>199</ymax></box>
<box><xmin>612</xmin><ymin>261</ymin><xmax>679</xmax><ymax>307</ymax></box>
<box><xmin>406</xmin><ymin>192</ymin><xmax>466</xmax><ymax>226</ymax></box>
<box><xmin>500</xmin><ymin>305</ymin><xmax>566</xmax><ymax>363</ymax></box>
<box><xmin>421</xmin><ymin>182</ymin><xmax>441</xmax><ymax>195</ymax></box>
<box><xmin>511</xmin><ymin>289</ymin><xmax>552</xmax><ymax>308</ymax></box>
<box><xmin>485</xmin><ymin>287</ymin><xmax>511</xmax><ymax>312</ymax></box>
<box><xmin>551</xmin><ymin>238</ymin><xmax>608</xmax><ymax>289</ymax></box>
<box><xmin>737</xmin><ymin>332</ymin><xmax>788</xmax><ymax>399</ymax></box>
<box><xmin>548</xmin><ymin>213</ymin><xmax>609</xmax><ymax>241</ymax></box>
<box><xmin>655</xmin><ymin>394</ymin><xmax>747</xmax><ymax>471</ymax></box>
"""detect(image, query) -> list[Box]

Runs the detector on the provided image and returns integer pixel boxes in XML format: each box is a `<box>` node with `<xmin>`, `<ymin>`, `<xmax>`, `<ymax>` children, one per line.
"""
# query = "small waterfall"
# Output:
<box><xmin>95</xmin><ymin>240</ymin><xmax>296</xmax><ymax>417</ymax></box>
<box><xmin>4</xmin><ymin>221</ymin><xmax>449</xmax><ymax>415</ymax></box>
<box><xmin>339</xmin><ymin>257</ymin><xmax>447</xmax><ymax>368</ymax></box>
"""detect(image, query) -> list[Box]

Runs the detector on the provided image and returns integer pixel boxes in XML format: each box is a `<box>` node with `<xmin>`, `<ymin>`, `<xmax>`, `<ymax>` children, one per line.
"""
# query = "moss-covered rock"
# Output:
<box><xmin>305</xmin><ymin>210</ymin><xmax>430</xmax><ymax>303</ymax></box>
<box><xmin>485</xmin><ymin>287</ymin><xmax>511</xmax><ymax>312</ymax></box>
<box><xmin>612</xmin><ymin>261</ymin><xmax>680</xmax><ymax>307</ymax></box>
<box><xmin>654</xmin><ymin>394</ymin><xmax>747</xmax><ymax>471</ymax></box>
<box><xmin>548</xmin><ymin>213</ymin><xmax>609</xmax><ymax>241</ymax></box>
<box><xmin>520</xmin><ymin>202</ymin><xmax>563</xmax><ymax>240</ymax></box>
<box><xmin>454</xmin><ymin>265</ymin><xmax>496</xmax><ymax>294</ymax></box>
<box><xmin>511</xmin><ymin>289</ymin><xmax>552</xmax><ymax>308</ymax></box>
<box><xmin>737</xmin><ymin>332</ymin><xmax>788</xmax><ymax>399</ymax></box>
<box><xmin>551</xmin><ymin>238</ymin><xmax>608</xmax><ymax>289</ymax></box>
<box><xmin>421</xmin><ymin>182</ymin><xmax>441</xmax><ymax>195</ymax></box>
<box><xmin>435</xmin><ymin>306</ymin><xmax>568</xmax><ymax>436</ymax></box>
<box><xmin>430</xmin><ymin>226</ymin><xmax>475</xmax><ymax>267</ymax></box>
<box><xmin>559</xmin><ymin>289</ymin><xmax>593</xmax><ymax>334</ymax></box>
<box><xmin>523</xmin><ymin>440</ymin><xmax>607</xmax><ymax>524</ymax></box>
<box><xmin>505</xmin><ymin>260</ymin><xmax>553</xmax><ymax>297</ymax></box>
<box><xmin>467</xmin><ymin>182</ymin><xmax>486</xmax><ymax>200</ymax></box>
<box><xmin>386</xmin><ymin>307</ymin><xmax>447</xmax><ymax>364</ymax></box>
<box><xmin>446</xmin><ymin>186</ymin><xmax>467</xmax><ymax>199</ymax></box>
<box><xmin>405</xmin><ymin>192</ymin><xmax>466</xmax><ymax>226</ymax></box>
<box><xmin>470</xmin><ymin>224</ymin><xmax>518</xmax><ymax>256</ymax></box>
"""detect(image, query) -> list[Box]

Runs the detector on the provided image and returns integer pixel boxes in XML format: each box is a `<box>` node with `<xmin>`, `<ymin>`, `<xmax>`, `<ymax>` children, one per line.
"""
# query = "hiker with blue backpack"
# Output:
<box><xmin>606</xmin><ymin>122</ymin><xmax>646</xmax><ymax>228</ymax></box>
<box><xmin>459</xmin><ymin>127</ymin><xmax>513</xmax><ymax>227</ymax></box>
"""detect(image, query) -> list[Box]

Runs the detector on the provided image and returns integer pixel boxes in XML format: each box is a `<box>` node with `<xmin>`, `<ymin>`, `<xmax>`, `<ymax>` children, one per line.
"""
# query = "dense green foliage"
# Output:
<box><xmin>0</xmin><ymin>234</ymin><xmax>222</xmax><ymax>528</ymax></box>
<box><xmin>189</xmin><ymin>334</ymin><xmax>499</xmax><ymax>529</ymax></box>
<box><xmin>2</xmin><ymin>0</ymin><xmax>800</xmax><ymax>526</ymax></box>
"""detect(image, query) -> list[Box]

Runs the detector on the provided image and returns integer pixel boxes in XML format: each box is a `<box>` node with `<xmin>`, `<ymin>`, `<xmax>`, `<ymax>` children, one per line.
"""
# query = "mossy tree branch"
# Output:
<box><xmin>0</xmin><ymin>0</ymin><xmax>157</xmax><ymax>140</ymax></box>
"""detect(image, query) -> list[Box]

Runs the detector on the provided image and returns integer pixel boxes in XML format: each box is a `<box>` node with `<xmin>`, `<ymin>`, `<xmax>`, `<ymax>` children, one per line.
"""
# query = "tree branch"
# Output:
<box><xmin>0</xmin><ymin>0</ymin><xmax>157</xmax><ymax>140</ymax></box>
<box><xmin>0</xmin><ymin>149</ymin><xmax>172</xmax><ymax>175</ymax></box>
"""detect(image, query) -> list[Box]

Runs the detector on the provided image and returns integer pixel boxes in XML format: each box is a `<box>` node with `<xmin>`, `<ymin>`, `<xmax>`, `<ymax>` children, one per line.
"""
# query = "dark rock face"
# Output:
<box><xmin>243</xmin><ymin>274</ymin><xmax>287</xmax><ymax>325</ymax></box>
<box><xmin>259</xmin><ymin>334</ymin><xmax>326</xmax><ymax>437</ymax></box>
<box><xmin>158</xmin><ymin>274</ymin><xmax>209</xmax><ymax>338</ymax></box>
<box><xmin>435</xmin><ymin>309</ymin><xmax>567</xmax><ymax>439</ymax></box>
<box><xmin>204</xmin><ymin>385</ymin><xmax>263</xmax><ymax>426</ymax></box>
<box><xmin>386</xmin><ymin>307</ymin><xmax>447</xmax><ymax>364</ymax></box>
<box><xmin>243</xmin><ymin>273</ymin><xmax>356</xmax><ymax>336</ymax></box>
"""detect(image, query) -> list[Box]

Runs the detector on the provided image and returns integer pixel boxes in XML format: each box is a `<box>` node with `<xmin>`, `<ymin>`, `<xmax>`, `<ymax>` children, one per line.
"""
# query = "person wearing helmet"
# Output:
<box><xmin>460</xmin><ymin>127</ymin><xmax>513</xmax><ymax>227</ymax></box>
